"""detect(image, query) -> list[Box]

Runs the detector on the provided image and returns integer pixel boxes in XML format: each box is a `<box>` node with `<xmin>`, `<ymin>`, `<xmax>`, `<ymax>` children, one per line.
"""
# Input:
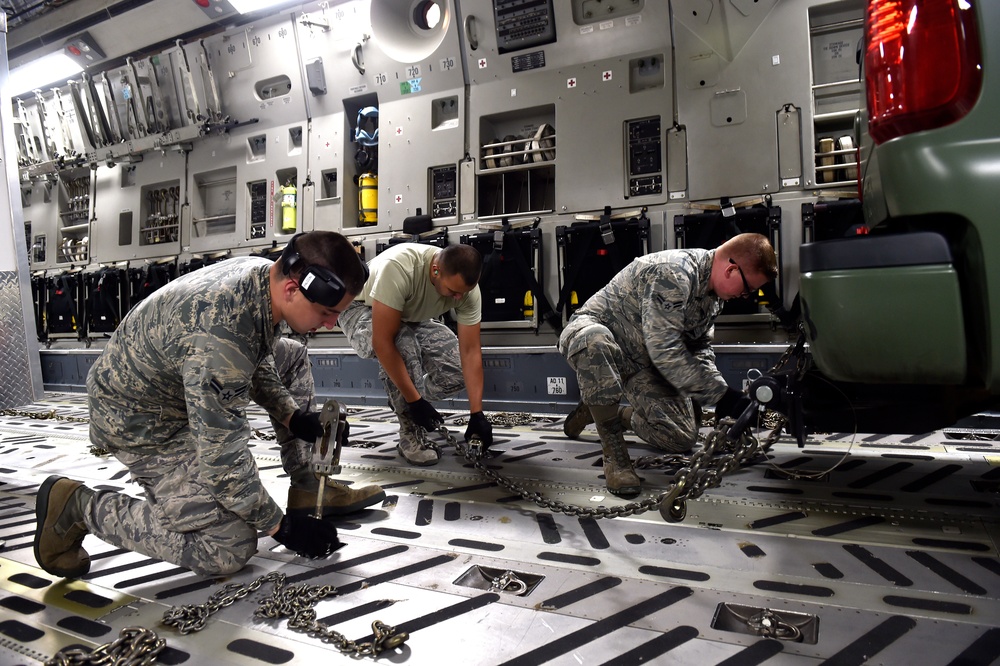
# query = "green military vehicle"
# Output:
<box><xmin>798</xmin><ymin>0</ymin><xmax>999</xmax><ymax>431</ymax></box>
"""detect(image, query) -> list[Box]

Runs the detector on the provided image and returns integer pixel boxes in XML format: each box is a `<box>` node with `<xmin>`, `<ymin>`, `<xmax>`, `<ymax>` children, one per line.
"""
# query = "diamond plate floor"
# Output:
<box><xmin>0</xmin><ymin>393</ymin><xmax>998</xmax><ymax>665</ymax></box>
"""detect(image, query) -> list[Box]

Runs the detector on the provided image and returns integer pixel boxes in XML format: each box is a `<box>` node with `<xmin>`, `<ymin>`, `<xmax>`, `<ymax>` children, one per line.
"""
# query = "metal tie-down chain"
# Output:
<box><xmin>0</xmin><ymin>408</ymin><xmax>89</xmax><ymax>423</ymax></box>
<box><xmin>420</xmin><ymin>340</ymin><xmax>804</xmax><ymax>521</ymax></box>
<box><xmin>45</xmin><ymin>627</ymin><xmax>165</xmax><ymax>666</ymax></box>
<box><xmin>422</xmin><ymin>415</ymin><xmax>783</xmax><ymax>521</ymax></box>
<box><xmin>45</xmin><ymin>572</ymin><xmax>407</xmax><ymax>664</ymax></box>
<box><xmin>161</xmin><ymin>571</ymin><xmax>407</xmax><ymax>656</ymax></box>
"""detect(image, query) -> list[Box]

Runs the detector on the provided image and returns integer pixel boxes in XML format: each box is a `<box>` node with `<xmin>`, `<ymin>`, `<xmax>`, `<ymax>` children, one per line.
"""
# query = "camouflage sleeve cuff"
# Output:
<box><xmin>250</xmin><ymin>494</ymin><xmax>284</xmax><ymax>532</ymax></box>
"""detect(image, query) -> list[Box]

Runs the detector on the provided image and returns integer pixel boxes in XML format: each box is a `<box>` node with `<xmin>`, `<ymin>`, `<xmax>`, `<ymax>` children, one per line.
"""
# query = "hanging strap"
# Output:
<box><xmin>555</xmin><ymin>206</ymin><xmax>636</xmax><ymax>317</ymax></box>
<box><xmin>484</xmin><ymin>219</ymin><xmax>561</xmax><ymax>334</ymax></box>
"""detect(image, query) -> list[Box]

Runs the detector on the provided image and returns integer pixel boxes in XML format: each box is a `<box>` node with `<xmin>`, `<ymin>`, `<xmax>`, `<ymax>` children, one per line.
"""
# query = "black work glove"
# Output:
<box><xmin>406</xmin><ymin>397</ymin><xmax>444</xmax><ymax>431</ymax></box>
<box><xmin>716</xmin><ymin>388</ymin><xmax>752</xmax><ymax>419</ymax></box>
<box><xmin>273</xmin><ymin>514</ymin><xmax>342</xmax><ymax>558</ymax></box>
<box><xmin>289</xmin><ymin>409</ymin><xmax>324</xmax><ymax>441</ymax></box>
<box><xmin>338</xmin><ymin>418</ymin><xmax>351</xmax><ymax>448</ymax></box>
<box><xmin>464</xmin><ymin>411</ymin><xmax>493</xmax><ymax>448</ymax></box>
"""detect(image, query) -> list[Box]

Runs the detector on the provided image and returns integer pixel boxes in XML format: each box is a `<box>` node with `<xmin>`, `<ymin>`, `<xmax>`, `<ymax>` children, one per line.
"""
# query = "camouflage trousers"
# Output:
<box><xmin>339</xmin><ymin>301</ymin><xmax>465</xmax><ymax>414</ymax></box>
<box><xmin>84</xmin><ymin>446</ymin><xmax>259</xmax><ymax>577</ymax></box>
<box><xmin>559</xmin><ymin>315</ymin><xmax>697</xmax><ymax>452</ymax></box>
<box><xmin>83</xmin><ymin>337</ymin><xmax>315</xmax><ymax>577</ymax></box>
<box><xmin>271</xmin><ymin>337</ymin><xmax>322</xmax><ymax>490</ymax></box>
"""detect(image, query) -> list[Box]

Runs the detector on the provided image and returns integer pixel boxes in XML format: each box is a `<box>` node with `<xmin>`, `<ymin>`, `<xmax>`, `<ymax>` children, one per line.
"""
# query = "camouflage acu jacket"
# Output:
<box><xmin>87</xmin><ymin>257</ymin><xmax>297</xmax><ymax>529</ymax></box>
<box><xmin>570</xmin><ymin>248</ymin><xmax>730</xmax><ymax>406</ymax></box>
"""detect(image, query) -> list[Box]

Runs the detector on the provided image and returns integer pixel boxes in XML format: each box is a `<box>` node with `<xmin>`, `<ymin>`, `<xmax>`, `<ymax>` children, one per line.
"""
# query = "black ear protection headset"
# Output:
<box><xmin>279</xmin><ymin>233</ymin><xmax>369</xmax><ymax>308</ymax></box>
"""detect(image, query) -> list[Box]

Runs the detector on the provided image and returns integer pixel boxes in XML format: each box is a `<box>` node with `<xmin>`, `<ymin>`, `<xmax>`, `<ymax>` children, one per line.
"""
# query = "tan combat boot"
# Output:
<box><xmin>396</xmin><ymin>411</ymin><xmax>440</xmax><ymax>466</ymax></box>
<box><xmin>33</xmin><ymin>476</ymin><xmax>93</xmax><ymax>578</ymax></box>
<box><xmin>287</xmin><ymin>482</ymin><xmax>386</xmax><ymax>518</ymax></box>
<box><xmin>563</xmin><ymin>401</ymin><xmax>594</xmax><ymax>439</ymax></box>
<box><xmin>591</xmin><ymin>405</ymin><xmax>641</xmax><ymax>498</ymax></box>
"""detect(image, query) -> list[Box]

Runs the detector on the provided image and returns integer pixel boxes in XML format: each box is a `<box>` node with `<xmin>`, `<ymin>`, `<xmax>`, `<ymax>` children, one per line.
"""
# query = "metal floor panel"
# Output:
<box><xmin>0</xmin><ymin>393</ymin><xmax>999</xmax><ymax>665</ymax></box>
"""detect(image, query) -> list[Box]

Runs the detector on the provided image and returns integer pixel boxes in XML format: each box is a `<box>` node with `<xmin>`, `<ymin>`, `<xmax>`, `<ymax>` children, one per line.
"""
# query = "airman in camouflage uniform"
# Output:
<box><xmin>33</xmin><ymin>232</ymin><xmax>369</xmax><ymax>579</ymax></box>
<box><xmin>559</xmin><ymin>233</ymin><xmax>777</xmax><ymax>497</ymax></box>
<box><xmin>339</xmin><ymin>243</ymin><xmax>494</xmax><ymax>466</ymax></box>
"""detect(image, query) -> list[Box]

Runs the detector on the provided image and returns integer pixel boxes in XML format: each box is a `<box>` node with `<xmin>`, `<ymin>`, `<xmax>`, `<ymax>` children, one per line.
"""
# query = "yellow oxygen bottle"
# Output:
<box><xmin>280</xmin><ymin>182</ymin><xmax>297</xmax><ymax>233</ymax></box>
<box><xmin>358</xmin><ymin>173</ymin><xmax>378</xmax><ymax>226</ymax></box>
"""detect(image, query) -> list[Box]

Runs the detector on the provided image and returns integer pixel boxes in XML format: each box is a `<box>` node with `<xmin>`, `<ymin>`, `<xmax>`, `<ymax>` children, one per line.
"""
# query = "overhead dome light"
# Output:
<box><xmin>8</xmin><ymin>52</ymin><xmax>83</xmax><ymax>97</ymax></box>
<box><xmin>228</xmin><ymin>0</ymin><xmax>287</xmax><ymax>14</ymax></box>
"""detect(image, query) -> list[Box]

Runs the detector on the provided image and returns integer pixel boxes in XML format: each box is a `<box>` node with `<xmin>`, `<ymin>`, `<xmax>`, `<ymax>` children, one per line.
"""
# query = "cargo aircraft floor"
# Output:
<box><xmin>0</xmin><ymin>393</ymin><xmax>998</xmax><ymax>665</ymax></box>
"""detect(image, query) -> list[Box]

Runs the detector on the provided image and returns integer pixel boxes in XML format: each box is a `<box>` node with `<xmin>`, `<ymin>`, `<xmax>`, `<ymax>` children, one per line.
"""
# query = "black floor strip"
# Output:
<box><xmin>882</xmin><ymin>595</ymin><xmax>972</xmax><ymax>615</ymax></box>
<box><xmin>431</xmin><ymin>481</ymin><xmax>498</xmax><ymax>496</ymax></box>
<box><xmin>510</xmin><ymin>441</ymin><xmax>546</xmax><ymax>450</ymax></box>
<box><xmin>540</xmin><ymin>576</ymin><xmax>621</xmax><ymax>609</ymax></box>
<box><xmin>3</xmin><ymin>529</ymin><xmax>39</xmax><ymax>540</ymax></box>
<box><xmin>89</xmin><ymin>548</ymin><xmax>130</xmax><ymax>561</ymax></box>
<box><xmin>906</xmin><ymin>550</ymin><xmax>987</xmax><ymax>595</ymax></box>
<box><xmin>812</xmin><ymin>516</ymin><xmax>886</xmax><ymax>537</ymax></box>
<box><xmin>227</xmin><ymin>638</ymin><xmax>292</xmax><ymax>664</ymax></box>
<box><xmin>536</xmin><ymin>513</ymin><xmax>561</xmax><ymax>544</ymax></box>
<box><xmin>599</xmin><ymin>625</ymin><xmax>699</xmax><ymax>665</ymax></box>
<box><xmin>843</xmin><ymin>544</ymin><xmax>912</xmax><ymax>586</ymax></box>
<box><xmin>355</xmin><ymin>592</ymin><xmax>499</xmax><ymax>644</ymax></box>
<box><xmin>319</xmin><ymin>598</ymin><xmax>397</xmax><ymax>625</ymax></box>
<box><xmin>812</xmin><ymin>562</ymin><xmax>844</xmax><ymax>579</ymax></box>
<box><xmin>946</xmin><ymin>627</ymin><xmax>1000</xmax><ymax>666</ymax></box>
<box><xmin>82</xmin><ymin>558</ymin><xmax>165</xmax><ymax>580</ymax></box>
<box><xmin>374</xmin><ymin>480</ymin><xmax>425</xmax><ymax>490</ymax></box>
<box><xmin>448</xmin><ymin>538</ymin><xmax>504</xmax><ymax>551</ymax></box>
<box><xmin>847</xmin><ymin>462</ymin><xmax>912</xmax><ymax>489</ymax></box>
<box><xmin>537</xmin><ymin>552</ymin><xmax>600</xmax><ymax>566</ymax></box>
<box><xmin>638</xmin><ymin>565</ymin><xmax>710</xmax><ymax>582</ymax></box>
<box><xmin>574</xmin><ymin>450</ymin><xmax>603</xmax><ymax>461</ymax></box>
<box><xmin>821</xmin><ymin>615</ymin><xmax>916</xmax><ymax>666</ymax></box>
<box><xmin>0</xmin><ymin>508</ymin><xmax>37</xmax><ymax>520</ymax></box>
<box><xmin>0</xmin><ymin>596</ymin><xmax>44</xmax><ymax>614</ymax></box>
<box><xmin>497</xmin><ymin>587</ymin><xmax>693</xmax><ymax>666</ymax></box>
<box><xmin>334</xmin><ymin>554</ymin><xmax>457</xmax><ymax>595</ymax></box>
<box><xmin>911</xmin><ymin>537</ymin><xmax>990</xmax><ymax>552</ymax></box>
<box><xmin>57</xmin><ymin>615</ymin><xmax>113</xmax><ymax>638</ymax></box>
<box><xmin>370</xmin><ymin>527</ymin><xmax>421</xmax><ymax>539</ymax></box>
<box><xmin>715</xmin><ymin>638</ymin><xmax>785</xmax><ymax>665</ymax></box>
<box><xmin>831</xmin><ymin>491</ymin><xmax>894</xmax><ymax>502</ymax></box>
<box><xmin>0</xmin><ymin>619</ymin><xmax>44</xmax><ymax>642</ymax></box>
<box><xmin>900</xmin><ymin>464</ymin><xmax>961</xmax><ymax>492</ymax></box>
<box><xmin>155</xmin><ymin>544</ymin><xmax>410</xmax><ymax>599</ymax></box>
<box><xmin>114</xmin><ymin>566</ymin><xmax>191</xmax><ymax>589</ymax></box>
<box><xmin>753</xmin><ymin>580</ymin><xmax>833</xmax><ymax>597</ymax></box>
<box><xmin>0</xmin><ymin>517</ymin><xmax>41</xmax><ymax>529</ymax></box>
<box><xmin>827</xmin><ymin>458</ymin><xmax>866</xmax><ymax>472</ymax></box>
<box><xmin>748</xmin><ymin>511</ymin><xmax>807</xmax><ymax>530</ymax></box>
<box><xmin>745</xmin><ymin>485</ymin><xmax>803</xmax><ymax>496</ymax></box>
<box><xmin>881</xmin><ymin>453</ymin><xmax>934</xmax><ymax>461</ymax></box>
<box><xmin>579</xmin><ymin>517</ymin><xmax>610</xmax><ymax>550</ymax></box>
<box><xmin>415</xmin><ymin>498</ymin><xmax>434</xmax><ymax>526</ymax></box>
<box><xmin>503</xmin><ymin>449</ymin><xmax>554</xmax><ymax>463</ymax></box>
<box><xmin>972</xmin><ymin>556</ymin><xmax>1000</xmax><ymax>578</ymax></box>
<box><xmin>924</xmin><ymin>497</ymin><xmax>992</xmax><ymax>509</ymax></box>
<box><xmin>740</xmin><ymin>543</ymin><xmax>766</xmax><ymax>558</ymax></box>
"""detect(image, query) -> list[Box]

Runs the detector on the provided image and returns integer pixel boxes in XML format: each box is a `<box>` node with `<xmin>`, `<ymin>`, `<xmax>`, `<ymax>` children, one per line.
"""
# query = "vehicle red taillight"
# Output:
<box><xmin>864</xmin><ymin>0</ymin><xmax>982</xmax><ymax>144</ymax></box>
